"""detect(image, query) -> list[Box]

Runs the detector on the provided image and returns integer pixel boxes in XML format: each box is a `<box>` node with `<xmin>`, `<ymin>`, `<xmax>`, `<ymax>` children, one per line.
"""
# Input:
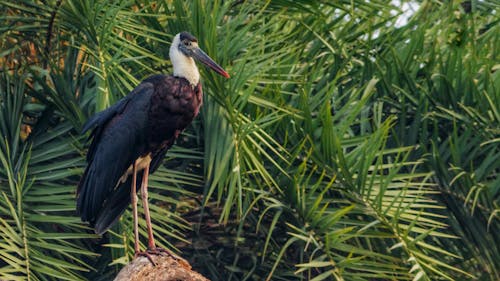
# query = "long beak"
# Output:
<box><xmin>192</xmin><ymin>47</ymin><xmax>230</xmax><ymax>78</ymax></box>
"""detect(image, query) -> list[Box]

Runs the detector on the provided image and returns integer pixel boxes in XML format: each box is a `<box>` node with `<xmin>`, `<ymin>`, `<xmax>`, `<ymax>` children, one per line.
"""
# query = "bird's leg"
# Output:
<box><xmin>137</xmin><ymin>162</ymin><xmax>190</xmax><ymax>268</ymax></box>
<box><xmin>140</xmin><ymin>162</ymin><xmax>156</xmax><ymax>250</ymax></box>
<box><xmin>134</xmin><ymin>162</ymin><xmax>157</xmax><ymax>266</ymax></box>
<box><xmin>136</xmin><ymin>163</ymin><xmax>161</xmax><ymax>265</ymax></box>
<box><xmin>131</xmin><ymin>161</ymin><xmax>140</xmax><ymax>255</ymax></box>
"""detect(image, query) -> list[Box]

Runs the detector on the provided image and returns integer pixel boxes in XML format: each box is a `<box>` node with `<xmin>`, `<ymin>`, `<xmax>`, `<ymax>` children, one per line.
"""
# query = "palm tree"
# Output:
<box><xmin>0</xmin><ymin>0</ymin><xmax>498</xmax><ymax>280</ymax></box>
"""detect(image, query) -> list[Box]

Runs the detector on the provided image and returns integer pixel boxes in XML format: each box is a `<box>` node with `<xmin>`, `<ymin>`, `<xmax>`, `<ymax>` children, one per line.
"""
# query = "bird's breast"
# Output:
<box><xmin>147</xmin><ymin>78</ymin><xmax>203</xmax><ymax>151</ymax></box>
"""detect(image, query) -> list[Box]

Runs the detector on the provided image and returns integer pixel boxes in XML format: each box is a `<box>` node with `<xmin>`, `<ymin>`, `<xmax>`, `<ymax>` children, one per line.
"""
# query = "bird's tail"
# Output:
<box><xmin>77</xmin><ymin>164</ymin><xmax>140</xmax><ymax>235</ymax></box>
<box><xmin>76</xmin><ymin>166</ymin><xmax>95</xmax><ymax>223</ymax></box>
<box><xmin>93</xmin><ymin>175</ymin><xmax>140</xmax><ymax>235</ymax></box>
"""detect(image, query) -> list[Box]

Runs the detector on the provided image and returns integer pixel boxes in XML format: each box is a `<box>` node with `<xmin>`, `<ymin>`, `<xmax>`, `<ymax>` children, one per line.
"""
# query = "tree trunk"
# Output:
<box><xmin>114</xmin><ymin>253</ymin><xmax>209</xmax><ymax>281</ymax></box>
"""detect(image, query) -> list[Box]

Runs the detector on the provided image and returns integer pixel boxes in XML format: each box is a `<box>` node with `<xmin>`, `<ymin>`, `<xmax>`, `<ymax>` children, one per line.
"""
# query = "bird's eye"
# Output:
<box><xmin>183</xmin><ymin>40</ymin><xmax>192</xmax><ymax>47</ymax></box>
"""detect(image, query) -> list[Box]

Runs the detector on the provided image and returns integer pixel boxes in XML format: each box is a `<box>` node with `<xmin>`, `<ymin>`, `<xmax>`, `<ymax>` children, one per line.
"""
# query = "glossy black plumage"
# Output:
<box><xmin>77</xmin><ymin>75</ymin><xmax>202</xmax><ymax>234</ymax></box>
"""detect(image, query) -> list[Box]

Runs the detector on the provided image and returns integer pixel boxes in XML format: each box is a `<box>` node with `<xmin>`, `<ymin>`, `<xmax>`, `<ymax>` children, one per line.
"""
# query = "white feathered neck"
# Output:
<box><xmin>169</xmin><ymin>33</ymin><xmax>200</xmax><ymax>86</ymax></box>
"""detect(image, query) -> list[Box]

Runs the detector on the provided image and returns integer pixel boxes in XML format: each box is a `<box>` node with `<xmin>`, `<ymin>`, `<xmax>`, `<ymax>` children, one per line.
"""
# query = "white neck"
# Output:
<box><xmin>169</xmin><ymin>34</ymin><xmax>200</xmax><ymax>86</ymax></box>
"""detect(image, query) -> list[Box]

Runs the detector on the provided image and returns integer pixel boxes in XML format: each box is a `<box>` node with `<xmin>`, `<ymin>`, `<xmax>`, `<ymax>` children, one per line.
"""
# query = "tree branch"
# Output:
<box><xmin>114</xmin><ymin>253</ymin><xmax>209</xmax><ymax>281</ymax></box>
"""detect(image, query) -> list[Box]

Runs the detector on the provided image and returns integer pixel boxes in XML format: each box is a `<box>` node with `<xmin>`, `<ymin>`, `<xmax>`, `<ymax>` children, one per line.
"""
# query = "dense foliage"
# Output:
<box><xmin>0</xmin><ymin>1</ymin><xmax>498</xmax><ymax>280</ymax></box>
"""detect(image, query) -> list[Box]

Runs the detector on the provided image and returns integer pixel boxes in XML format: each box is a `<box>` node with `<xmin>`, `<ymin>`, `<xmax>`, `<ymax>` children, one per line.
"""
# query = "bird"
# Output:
<box><xmin>76</xmin><ymin>31</ymin><xmax>229</xmax><ymax>259</ymax></box>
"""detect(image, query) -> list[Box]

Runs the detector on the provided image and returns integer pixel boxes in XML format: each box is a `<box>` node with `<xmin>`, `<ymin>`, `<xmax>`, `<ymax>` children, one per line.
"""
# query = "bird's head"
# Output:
<box><xmin>169</xmin><ymin>31</ymin><xmax>229</xmax><ymax>85</ymax></box>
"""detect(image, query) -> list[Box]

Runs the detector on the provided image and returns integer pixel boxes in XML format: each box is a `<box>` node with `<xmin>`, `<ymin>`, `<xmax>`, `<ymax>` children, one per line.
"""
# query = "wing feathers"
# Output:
<box><xmin>77</xmin><ymin>82</ymin><xmax>154</xmax><ymax>223</ymax></box>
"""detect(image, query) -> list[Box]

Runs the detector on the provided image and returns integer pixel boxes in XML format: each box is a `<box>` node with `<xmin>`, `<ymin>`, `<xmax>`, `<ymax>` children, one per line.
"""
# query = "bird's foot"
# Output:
<box><xmin>150</xmin><ymin>247</ymin><xmax>190</xmax><ymax>269</ymax></box>
<box><xmin>135</xmin><ymin>250</ymin><xmax>157</xmax><ymax>266</ymax></box>
<box><xmin>135</xmin><ymin>247</ymin><xmax>190</xmax><ymax>268</ymax></box>
<box><xmin>146</xmin><ymin>246</ymin><xmax>173</xmax><ymax>256</ymax></box>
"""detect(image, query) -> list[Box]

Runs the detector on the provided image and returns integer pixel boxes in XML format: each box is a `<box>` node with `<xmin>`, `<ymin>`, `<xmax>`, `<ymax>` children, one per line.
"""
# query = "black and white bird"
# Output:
<box><xmin>77</xmin><ymin>31</ymin><xmax>229</xmax><ymax>257</ymax></box>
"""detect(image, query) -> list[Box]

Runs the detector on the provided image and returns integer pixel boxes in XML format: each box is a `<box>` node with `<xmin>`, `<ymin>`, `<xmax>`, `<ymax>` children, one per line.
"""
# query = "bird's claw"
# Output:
<box><xmin>135</xmin><ymin>247</ymin><xmax>190</xmax><ymax>268</ymax></box>
<box><xmin>147</xmin><ymin>247</ymin><xmax>171</xmax><ymax>256</ymax></box>
<box><xmin>135</xmin><ymin>250</ymin><xmax>157</xmax><ymax>266</ymax></box>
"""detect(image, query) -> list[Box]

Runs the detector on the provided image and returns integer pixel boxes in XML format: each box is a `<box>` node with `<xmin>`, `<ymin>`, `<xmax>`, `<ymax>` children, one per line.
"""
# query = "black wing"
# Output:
<box><xmin>77</xmin><ymin>82</ymin><xmax>155</xmax><ymax>224</ymax></box>
<box><xmin>81</xmin><ymin>95</ymin><xmax>131</xmax><ymax>163</ymax></box>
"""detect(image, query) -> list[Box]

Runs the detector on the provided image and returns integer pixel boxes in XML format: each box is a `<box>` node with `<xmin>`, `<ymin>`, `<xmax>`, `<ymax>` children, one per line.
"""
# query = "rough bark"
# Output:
<box><xmin>114</xmin><ymin>253</ymin><xmax>209</xmax><ymax>281</ymax></box>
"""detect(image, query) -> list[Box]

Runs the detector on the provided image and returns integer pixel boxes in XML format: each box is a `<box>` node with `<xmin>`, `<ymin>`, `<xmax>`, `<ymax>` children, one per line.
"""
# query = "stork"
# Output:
<box><xmin>77</xmin><ymin>32</ymin><xmax>229</xmax><ymax>260</ymax></box>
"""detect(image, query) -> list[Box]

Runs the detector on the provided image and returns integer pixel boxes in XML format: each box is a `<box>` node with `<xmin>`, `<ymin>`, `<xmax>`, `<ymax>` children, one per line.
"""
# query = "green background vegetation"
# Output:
<box><xmin>0</xmin><ymin>0</ymin><xmax>498</xmax><ymax>280</ymax></box>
